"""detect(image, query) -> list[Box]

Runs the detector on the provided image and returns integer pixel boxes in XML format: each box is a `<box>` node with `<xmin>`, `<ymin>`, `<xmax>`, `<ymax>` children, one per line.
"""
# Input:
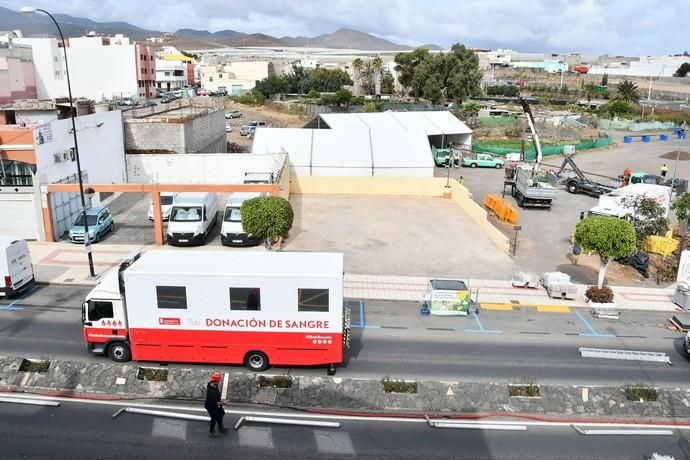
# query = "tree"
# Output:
<box><xmin>371</xmin><ymin>55</ymin><xmax>384</xmax><ymax>96</ymax></box>
<box><xmin>674</xmin><ymin>63</ymin><xmax>690</xmax><ymax>78</ymax></box>
<box><xmin>601</xmin><ymin>73</ymin><xmax>608</xmax><ymax>87</ymax></box>
<box><xmin>574</xmin><ymin>216</ymin><xmax>636</xmax><ymax>287</ymax></box>
<box><xmin>241</xmin><ymin>196</ymin><xmax>294</xmax><ymax>247</ymax></box>
<box><xmin>459</xmin><ymin>101</ymin><xmax>480</xmax><ymax>118</ymax></box>
<box><xmin>393</xmin><ymin>48</ymin><xmax>430</xmax><ymax>95</ymax></box>
<box><xmin>334</xmin><ymin>89</ymin><xmax>353</xmax><ymax>105</ymax></box>
<box><xmin>621</xmin><ymin>195</ymin><xmax>670</xmax><ymax>246</ymax></box>
<box><xmin>598</xmin><ymin>100</ymin><xmax>635</xmax><ymax>117</ymax></box>
<box><xmin>673</xmin><ymin>192</ymin><xmax>690</xmax><ymax>221</ymax></box>
<box><xmin>583</xmin><ymin>83</ymin><xmax>598</xmax><ymax>103</ymax></box>
<box><xmin>381</xmin><ymin>71</ymin><xmax>395</xmax><ymax>94</ymax></box>
<box><xmin>422</xmin><ymin>76</ymin><xmax>443</xmax><ymax>104</ymax></box>
<box><xmin>613</xmin><ymin>80</ymin><xmax>640</xmax><ymax>104</ymax></box>
<box><xmin>351</xmin><ymin>58</ymin><xmax>364</xmax><ymax>95</ymax></box>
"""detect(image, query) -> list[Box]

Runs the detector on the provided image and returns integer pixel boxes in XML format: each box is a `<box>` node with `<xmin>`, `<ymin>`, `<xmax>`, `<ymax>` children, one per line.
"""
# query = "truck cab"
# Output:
<box><xmin>220</xmin><ymin>192</ymin><xmax>267</xmax><ymax>246</ymax></box>
<box><xmin>166</xmin><ymin>192</ymin><xmax>219</xmax><ymax>246</ymax></box>
<box><xmin>81</xmin><ymin>253</ymin><xmax>138</xmax><ymax>362</ymax></box>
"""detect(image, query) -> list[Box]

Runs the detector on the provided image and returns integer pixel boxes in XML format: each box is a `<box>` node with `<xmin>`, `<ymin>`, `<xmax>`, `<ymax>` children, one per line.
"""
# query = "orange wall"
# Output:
<box><xmin>0</xmin><ymin>126</ymin><xmax>36</xmax><ymax>164</ymax></box>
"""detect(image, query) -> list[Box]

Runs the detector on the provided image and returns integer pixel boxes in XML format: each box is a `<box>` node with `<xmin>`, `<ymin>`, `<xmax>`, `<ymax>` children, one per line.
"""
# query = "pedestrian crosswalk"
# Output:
<box><xmin>149</xmin><ymin>417</ymin><xmax>356</xmax><ymax>455</ymax></box>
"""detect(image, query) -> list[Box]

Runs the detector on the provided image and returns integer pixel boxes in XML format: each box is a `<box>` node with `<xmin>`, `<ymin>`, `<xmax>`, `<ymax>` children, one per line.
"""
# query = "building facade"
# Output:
<box><xmin>135</xmin><ymin>43</ymin><xmax>155</xmax><ymax>99</ymax></box>
<box><xmin>199</xmin><ymin>61</ymin><xmax>273</xmax><ymax>95</ymax></box>
<box><xmin>0</xmin><ymin>32</ymin><xmax>37</xmax><ymax>104</ymax></box>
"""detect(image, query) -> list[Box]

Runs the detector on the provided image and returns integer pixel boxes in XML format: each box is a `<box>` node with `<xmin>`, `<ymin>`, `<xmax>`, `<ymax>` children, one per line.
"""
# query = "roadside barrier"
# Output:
<box><xmin>483</xmin><ymin>194</ymin><xmax>519</xmax><ymax>224</ymax></box>
<box><xmin>644</xmin><ymin>235</ymin><xmax>679</xmax><ymax>257</ymax></box>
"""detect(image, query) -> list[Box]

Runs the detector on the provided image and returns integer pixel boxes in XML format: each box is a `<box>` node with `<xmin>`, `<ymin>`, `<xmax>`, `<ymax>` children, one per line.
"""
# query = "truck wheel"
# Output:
<box><xmin>517</xmin><ymin>194</ymin><xmax>525</xmax><ymax>207</ymax></box>
<box><xmin>567</xmin><ymin>183</ymin><xmax>579</xmax><ymax>194</ymax></box>
<box><xmin>108</xmin><ymin>342</ymin><xmax>131</xmax><ymax>363</ymax></box>
<box><xmin>245</xmin><ymin>350</ymin><xmax>269</xmax><ymax>372</ymax></box>
<box><xmin>495</xmin><ymin>163</ymin><xmax>502</xmax><ymax>169</ymax></box>
<box><xmin>470</xmin><ymin>163</ymin><xmax>477</xmax><ymax>168</ymax></box>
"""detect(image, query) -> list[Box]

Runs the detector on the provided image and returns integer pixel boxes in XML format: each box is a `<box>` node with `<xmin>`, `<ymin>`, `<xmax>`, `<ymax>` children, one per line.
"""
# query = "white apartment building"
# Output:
<box><xmin>199</xmin><ymin>61</ymin><xmax>273</xmax><ymax>95</ymax></box>
<box><xmin>16</xmin><ymin>34</ymin><xmax>140</xmax><ymax>102</ymax></box>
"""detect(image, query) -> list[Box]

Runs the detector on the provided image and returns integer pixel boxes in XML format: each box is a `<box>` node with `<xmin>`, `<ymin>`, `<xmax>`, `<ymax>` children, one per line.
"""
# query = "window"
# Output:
<box><xmin>224</xmin><ymin>207</ymin><xmax>242</xmax><ymax>222</ymax></box>
<box><xmin>218</xmin><ymin>73</ymin><xmax>223</xmax><ymax>79</ymax></box>
<box><xmin>170</xmin><ymin>206</ymin><xmax>201</xmax><ymax>222</ymax></box>
<box><xmin>209</xmin><ymin>76</ymin><xmax>213</xmax><ymax>82</ymax></box>
<box><xmin>140</xmin><ymin>54</ymin><xmax>143</xmax><ymax>60</ymax></box>
<box><xmin>165</xmin><ymin>71</ymin><xmax>170</xmax><ymax>77</ymax></box>
<box><xmin>88</xmin><ymin>301</ymin><xmax>113</xmax><ymax>321</ymax></box>
<box><xmin>156</xmin><ymin>286</ymin><xmax>187</xmax><ymax>309</ymax></box>
<box><xmin>229</xmin><ymin>288</ymin><xmax>261</xmax><ymax>311</ymax></box>
<box><xmin>298</xmin><ymin>289</ymin><xmax>329</xmax><ymax>312</ymax></box>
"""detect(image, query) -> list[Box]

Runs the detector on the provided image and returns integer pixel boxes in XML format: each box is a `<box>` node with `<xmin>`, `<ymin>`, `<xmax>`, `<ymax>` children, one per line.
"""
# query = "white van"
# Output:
<box><xmin>220</xmin><ymin>192</ymin><xmax>267</xmax><ymax>246</ymax></box>
<box><xmin>0</xmin><ymin>237</ymin><xmax>34</xmax><ymax>298</ymax></box>
<box><xmin>147</xmin><ymin>192</ymin><xmax>178</xmax><ymax>221</ymax></box>
<box><xmin>166</xmin><ymin>193</ymin><xmax>219</xmax><ymax>246</ymax></box>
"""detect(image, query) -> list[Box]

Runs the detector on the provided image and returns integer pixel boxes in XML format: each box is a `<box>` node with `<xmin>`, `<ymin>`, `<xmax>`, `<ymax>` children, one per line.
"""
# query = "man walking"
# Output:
<box><xmin>661</xmin><ymin>164</ymin><xmax>669</xmax><ymax>178</ymax></box>
<box><xmin>205</xmin><ymin>372</ymin><xmax>227</xmax><ymax>436</ymax></box>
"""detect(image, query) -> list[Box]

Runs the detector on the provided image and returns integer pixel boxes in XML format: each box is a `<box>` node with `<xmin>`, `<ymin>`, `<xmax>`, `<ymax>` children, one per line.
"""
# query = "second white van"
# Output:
<box><xmin>166</xmin><ymin>193</ymin><xmax>218</xmax><ymax>246</ymax></box>
<box><xmin>0</xmin><ymin>237</ymin><xmax>34</xmax><ymax>298</ymax></box>
<box><xmin>220</xmin><ymin>192</ymin><xmax>267</xmax><ymax>246</ymax></box>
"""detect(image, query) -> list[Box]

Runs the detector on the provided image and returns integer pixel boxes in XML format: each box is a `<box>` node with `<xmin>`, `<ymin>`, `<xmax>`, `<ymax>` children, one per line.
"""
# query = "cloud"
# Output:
<box><xmin>2</xmin><ymin>0</ymin><xmax>687</xmax><ymax>55</ymax></box>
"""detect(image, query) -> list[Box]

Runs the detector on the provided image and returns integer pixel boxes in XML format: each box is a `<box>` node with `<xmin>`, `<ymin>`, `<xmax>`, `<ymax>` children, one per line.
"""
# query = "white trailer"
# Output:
<box><xmin>589</xmin><ymin>183</ymin><xmax>671</xmax><ymax>219</ymax></box>
<box><xmin>81</xmin><ymin>250</ymin><xmax>345</xmax><ymax>372</ymax></box>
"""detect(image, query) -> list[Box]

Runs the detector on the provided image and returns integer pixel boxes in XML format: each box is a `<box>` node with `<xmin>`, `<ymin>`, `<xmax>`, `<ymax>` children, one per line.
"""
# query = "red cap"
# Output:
<box><xmin>210</xmin><ymin>372</ymin><xmax>222</xmax><ymax>382</ymax></box>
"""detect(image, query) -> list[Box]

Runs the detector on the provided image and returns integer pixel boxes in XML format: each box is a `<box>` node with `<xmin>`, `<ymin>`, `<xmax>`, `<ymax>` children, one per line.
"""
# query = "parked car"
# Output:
<box><xmin>69</xmin><ymin>207</ymin><xmax>114</xmax><ymax>244</ymax></box>
<box><xmin>225</xmin><ymin>124</ymin><xmax>232</xmax><ymax>133</ymax></box>
<box><xmin>240</xmin><ymin>120</ymin><xmax>266</xmax><ymax>136</ymax></box>
<box><xmin>225</xmin><ymin>110</ymin><xmax>243</xmax><ymax>119</ymax></box>
<box><xmin>147</xmin><ymin>192</ymin><xmax>178</xmax><ymax>221</ymax></box>
<box><xmin>161</xmin><ymin>93</ymin><xmax>179</xmax><ymax>104</ymax></box>
<box><xmin>461</xmin><ymin>153</ymin><xmax>505</xmax><ymax>169</ymax></box>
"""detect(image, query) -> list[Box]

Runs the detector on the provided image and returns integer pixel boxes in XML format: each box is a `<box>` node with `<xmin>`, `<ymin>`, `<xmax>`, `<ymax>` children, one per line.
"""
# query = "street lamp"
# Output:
<box><xmin>20</xmin><ymin>6</ymin><xmax>96</xmax><ymax>277</ymax></box>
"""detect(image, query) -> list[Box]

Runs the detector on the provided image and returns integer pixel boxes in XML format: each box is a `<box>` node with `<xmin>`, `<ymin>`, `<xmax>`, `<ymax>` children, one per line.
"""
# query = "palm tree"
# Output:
<box><xmin>614</xmin><ymin>80</ymin><xmax>640</xmax><ymax>104</ymax></box>
<box><xmin>371</xmin><ymin>55</ymin><xmax>384</xmax><ymax>96</ymax></box>
<box><xmin>351</xmin><ymin>58</ymin><xmax>364</xmax><ymax>96</ymax></box>
<box><xmin>361</xmin><ymin>60</ymin><xmax>375</xmax><ymax>95</ymax></box>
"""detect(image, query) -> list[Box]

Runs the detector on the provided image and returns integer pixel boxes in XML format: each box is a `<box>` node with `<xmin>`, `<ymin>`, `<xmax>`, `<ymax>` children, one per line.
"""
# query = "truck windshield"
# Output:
<box><xmin>224</xmin><ymin>207</ymin><xmax>242</xmax><ymax>222</ymax></box>
<box><xmin>170</xmin><ymin>206</ymin><xmax>202</xmax><ymax>222</ymax></box>
<box><xmin>74</xmin><ymin>214</ymin><xmax>98</xmax><ymax>226</ymax></box>
<box><xmin>431</xmin><ymin>279</ymin><xmax>468</xmax><ymax>291</ymax></box>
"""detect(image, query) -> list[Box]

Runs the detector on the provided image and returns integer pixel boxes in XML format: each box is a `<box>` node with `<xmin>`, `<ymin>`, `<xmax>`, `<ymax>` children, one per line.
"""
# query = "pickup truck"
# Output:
<box><xmin>462</xmin><ymin>154</ymin><xmax>505</xmax><ymax>169</ymax></box>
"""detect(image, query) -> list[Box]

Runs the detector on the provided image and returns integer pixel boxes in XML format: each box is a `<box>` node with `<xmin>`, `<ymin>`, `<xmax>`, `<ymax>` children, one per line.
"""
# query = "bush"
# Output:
<box><xmin>585</xmin><ymin>286</ymin><xmax>614</xmax><ymax>303</ymax></box>
<box><xmin>509</xmin><ymin>376</ymin><xmax>539</xmax><ymax>397</ymax></box>
<box><xmin>137</xmin><ymin>367</ymin><xmax>168</xmax><ymax>382</ymax></box>
<box><xmin>19</xmin><ymin>359</ymin><xmax>50</xmax><ymax>373</ymax></box>
<box><xmin>258</xmin><ymin>375</ymin><xmax>293</xmax><ymax>389</ymax></box>
<box><xmin>241</xmin><ymin>196</ymin><xmax>294</xmax><ymax>242</ymax></box>
<box><xmin>381</xmin><ymin>377</ymin><xmax>418</xmax><ymax>394</ymax></box>
<box><xmin>624</xmin><ymin>384</ymin><xmax>657</xmax><ymax>402</ymax></box>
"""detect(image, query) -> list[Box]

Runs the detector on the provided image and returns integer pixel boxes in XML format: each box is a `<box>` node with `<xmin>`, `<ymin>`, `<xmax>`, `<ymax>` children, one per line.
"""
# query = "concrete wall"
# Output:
<box><xmin>289</xmin><ymin>176</ymin><xmax>510</xmax><ymax>253</ymax></box>
<box><xmin>124</xmin><ymin>120</ymin><xmax>184</xmax><ymax>154</ymax></box>
<box><xmin>184</xmin><ymin>108</ymin><xmax>226</xmax><ymax>153</ymax></box>
<box><xmin>126</xmin><ymin>153</ymin><xmax>289</xmax><ymax>199</ymax></box>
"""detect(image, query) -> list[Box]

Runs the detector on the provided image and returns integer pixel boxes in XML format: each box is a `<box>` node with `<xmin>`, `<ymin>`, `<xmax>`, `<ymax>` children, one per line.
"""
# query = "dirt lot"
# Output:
<box><xmin>224</xmin><ymin>102</ymin><xmax>307</xmax><ymax>151</ymax></box>
<box><xmin>284</xmin><ymin>194</ymin><xmax>516</xmax><ymax>278</ymax></box>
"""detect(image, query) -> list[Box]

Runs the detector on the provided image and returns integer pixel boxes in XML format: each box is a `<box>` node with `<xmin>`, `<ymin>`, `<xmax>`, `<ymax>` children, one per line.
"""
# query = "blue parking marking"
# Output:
<box><xmin>465</xmin><ymin>310</ymin><xmax>501</xmax><ymax>333</ymax></box>
<box><xmin>574</xmin><ymin>310</ymin><xmax>614</xmax><ymax>337</ymax></box>
<box><xmin>0</xmin><ymin>286</ymin><xmax>36</xmax><ymax>311</ymax></box>
<box><xmin>350</xmin><ymin>300</ymin><xmax>381</xmax><ymax>329</ymax></box>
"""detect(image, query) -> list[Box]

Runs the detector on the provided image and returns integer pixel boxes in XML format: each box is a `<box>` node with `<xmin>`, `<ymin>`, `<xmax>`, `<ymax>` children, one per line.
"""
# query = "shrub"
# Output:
<box><xmin>258</xmin><ymin>375</ymin><xmax>293</xmax><ymax>389</ymax></box>
<box><xmin>509</xmin><ymin>377</ymin><xmax>540</xmax><ymax>397</ymax></box>
<box><xmin>19</xmin><ymin>359</ymin><xmax>50</xmax><ymax>373</ymax></box>
<box><xmin>585</xmin><ymin>286</ymin><xmax>614</xmax><ymax>303</ymax></box>
<box><xmin>381</xmin><ymin>377</ymin><xmax>418</xmax><ymax>394</ymax></box>
<box><xmin>137</xmin><ymin>367</ymin><xmax>168</xmax><ymax>382</ymax></box>
<box><xmin>241</xmin><ymin>196</ymin><xmax>294</xmax><ymax>242</ymax></box>
<box><xmin>624</xmin><ymin>384</ymin><xmax>657</xmax><ymax>402</ymax></box>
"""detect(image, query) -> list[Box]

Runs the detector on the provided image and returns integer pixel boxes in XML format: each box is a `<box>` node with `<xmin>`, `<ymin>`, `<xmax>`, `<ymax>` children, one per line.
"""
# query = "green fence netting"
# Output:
<box><xmin>472</xmin><ymin>136</ymin><xmax>612</xmax><ymax>159</ymax></box>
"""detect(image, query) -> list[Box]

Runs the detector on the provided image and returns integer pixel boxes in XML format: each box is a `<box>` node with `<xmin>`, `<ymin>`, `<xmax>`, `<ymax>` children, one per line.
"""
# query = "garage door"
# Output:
<box><xmin>0</xmin><ymin>193</ymin><xmax>38</xmax><ymax>239</ymax></box>
<box><xmin>51</xmin><ymin>172</ymin><xmax>89</xmax><ymax>240</ymax></box>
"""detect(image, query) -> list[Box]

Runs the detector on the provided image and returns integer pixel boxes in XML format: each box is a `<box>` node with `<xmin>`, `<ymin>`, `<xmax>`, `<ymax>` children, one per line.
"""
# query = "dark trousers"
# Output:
<box><xmin>207</xmin><ymin>406</ymin><xmax>225</xmax><ymax>432</ymax></box>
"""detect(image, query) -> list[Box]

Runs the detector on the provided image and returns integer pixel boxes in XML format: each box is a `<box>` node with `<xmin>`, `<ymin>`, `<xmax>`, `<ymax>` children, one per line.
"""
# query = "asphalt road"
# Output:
<box><xmin>1</xmin><ymin>397</ymin><xmax>688</xmax><ymax>460</ymax></box>
<box><xmin>2</xmin><ymin>286</ymin><xmax>690</xmax><ymax>387</ymax></box>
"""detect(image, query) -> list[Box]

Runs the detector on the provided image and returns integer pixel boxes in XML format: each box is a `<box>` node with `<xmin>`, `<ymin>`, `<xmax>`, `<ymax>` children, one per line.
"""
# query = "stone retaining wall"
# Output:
<box><xmin>2</xmin><ymin>356</ymin><xmax>690</xmax><ymax>419</ymax></box>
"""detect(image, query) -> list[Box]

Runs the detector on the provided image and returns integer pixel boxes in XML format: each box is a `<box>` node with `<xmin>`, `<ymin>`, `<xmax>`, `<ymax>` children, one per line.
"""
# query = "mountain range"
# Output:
<box><xmin>0</xmin><ymin>6</ymin><xmax>441</xmax><ymax>51</ymax></box>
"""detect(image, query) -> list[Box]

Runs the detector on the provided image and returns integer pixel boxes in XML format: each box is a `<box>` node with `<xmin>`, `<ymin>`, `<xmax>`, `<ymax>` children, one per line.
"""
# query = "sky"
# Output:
<box><xmin>3</xmin><ymin>0</ymin><xmax>688</xmax><ymax>56</ymax></box>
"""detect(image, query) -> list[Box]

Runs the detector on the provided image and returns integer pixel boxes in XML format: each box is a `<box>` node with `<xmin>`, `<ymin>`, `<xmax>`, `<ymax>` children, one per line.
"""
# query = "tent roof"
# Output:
<box><xmin>319</xmin><ymin>111</ymin><xmax>472</xmax><ymax>135</ymax></box>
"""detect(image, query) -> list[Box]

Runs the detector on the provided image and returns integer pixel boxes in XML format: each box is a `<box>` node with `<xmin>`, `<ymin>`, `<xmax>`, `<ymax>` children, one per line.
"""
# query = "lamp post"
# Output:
<box><xmin>20</xmin><ymin>6</ymin><xmax>96</xmax><ymax>277</ymax></box>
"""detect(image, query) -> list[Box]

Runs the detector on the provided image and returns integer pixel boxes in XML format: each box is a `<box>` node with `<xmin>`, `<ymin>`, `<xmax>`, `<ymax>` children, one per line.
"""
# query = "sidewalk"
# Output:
<box><xmin>28</xmin><ymin>242</ymin><xmax>681</xmax><ymax>313</ymax></box>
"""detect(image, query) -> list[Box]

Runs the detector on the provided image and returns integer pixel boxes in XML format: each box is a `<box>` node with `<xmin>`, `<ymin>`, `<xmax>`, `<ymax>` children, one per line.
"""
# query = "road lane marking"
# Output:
<box><xmin>536</xmin><ymin>305</ymin><xmax>571</xmax><ymax>313</ymax></box>
<box><xmin>465</xmin><ymin>310</ymin><xmax>501</xmax><ymax>334</ymax></box>
<box><xmin>480</xmin><ymin>303</ymin><xmax>514</xmax><ymax>311</ymax></box>
<box><xmin>351</xmin><ymin>300</ymin><xmax>381</xmax><ymax>329</ymax></box>
<box><xmin>574</xmin><ymin>310</ymin><xmax>614</xmax><ymax>337</ymax></box>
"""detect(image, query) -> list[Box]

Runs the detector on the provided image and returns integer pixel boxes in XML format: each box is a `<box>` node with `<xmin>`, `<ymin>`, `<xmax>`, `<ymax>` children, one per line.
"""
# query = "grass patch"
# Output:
<box><xmin>473</xmin><ymin>138</ymin><xmax>570</xmax><ymax>149</ymax></box>
<box><xmin>509</xmin><ymin>377</ymin><xmax>540</xmax><ymax>397</ymax></box>
<box><xmin>257</xmin><ymin>375</ymin><xmax>293</xmax><ymax>389</ymax></box>
<box><xmin>381</xmin><ymin>377</ymin><xmax>418</xmax><ymax>394</ymax></box>
<box><xmin>624</xmin><ymin>384</ymin><xmax>658</xmax><ymax>402</ymax></box>
<box><xmin>18</xmin><ymin>359</ymin><xmax>50</xmax><ymax>373</ymax></box>
<box><xmin>136</xmin><ymin>367</ymin><xmax>168</xmax><ymax>382</ymax></box>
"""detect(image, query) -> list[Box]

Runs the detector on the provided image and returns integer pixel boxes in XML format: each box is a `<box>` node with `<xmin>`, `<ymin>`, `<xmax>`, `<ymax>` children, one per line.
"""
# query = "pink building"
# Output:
<box><xmin>0</xmin><ymin>34</ymin><xmax>37</xmax><ymax>104</ymax></box>
<box><xmin>135</xmin><ymin>43</ymin><xmax>155</xmax><ymax>99</ymax></box>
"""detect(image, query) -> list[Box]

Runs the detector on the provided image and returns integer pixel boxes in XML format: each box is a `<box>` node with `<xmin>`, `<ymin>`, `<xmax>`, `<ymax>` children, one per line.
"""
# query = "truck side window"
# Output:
<box><xmin>297</xmin><ymin>288</ymin><xmax>329</xmax><ymax>312</ymax></box>
<box><xmin>88</xmin><ymin>301</ymin><xmax>113</xmax><ymax>321</ymax></box>
<box><xmin>156</xmin><ymin>286</ymin><xmax>187</xmax><ymax>309</ymax></box>
<box><xmin>229</xmin><ymin>287</ymin><xmax>261</xmax><ymax>311</ymax></box>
